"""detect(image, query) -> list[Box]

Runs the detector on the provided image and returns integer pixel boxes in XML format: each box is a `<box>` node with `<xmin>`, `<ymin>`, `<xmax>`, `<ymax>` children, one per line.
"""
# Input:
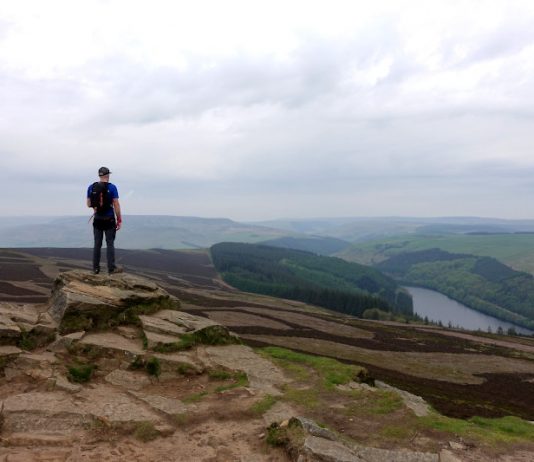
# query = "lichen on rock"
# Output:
<box><xmin>47</xmin><ymin>270</ymin><xmax>181</xmax><ymax>334</ymax></box>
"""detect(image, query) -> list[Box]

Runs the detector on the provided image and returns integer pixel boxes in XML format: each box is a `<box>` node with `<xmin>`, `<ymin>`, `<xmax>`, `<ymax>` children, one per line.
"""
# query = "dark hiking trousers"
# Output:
<box><xmin>93</xmin><ymin>217</ymin><xmax>116</xmax><ymax>272</ymax></box>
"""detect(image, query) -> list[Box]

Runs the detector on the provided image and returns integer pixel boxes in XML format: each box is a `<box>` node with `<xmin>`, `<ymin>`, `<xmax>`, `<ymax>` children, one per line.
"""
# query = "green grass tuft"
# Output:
<box><xmin>173</xmin><ymin>413</ymin><xmax>188</xmax><ymax>426</ymax></box>
<box><xmin>153</xmin><ymin>327</ymin><xmax>240</xmax><ymax>353</ymax></box>
<box><xmin>261</xmin><ymin>346</ymin><xmax>368</xmax><ymax>388</ymax></box>
<box><xmin>133</xmin><ymin>421</ymin><xmax>159</xmax><ymax>442</ymax></box>
<box><xmin>266</xmin><ymin>423</ymin><xmax>289</xmax><ymax>447</ymax></box>
<box><xmin>419</xmin><ymin>414</ymin><xmax>534</xmax><ymax>444</ymax></box>
<box><xmin>141</xmin><ymin>332</ymin><xmax>148</xmax><ymax>350</ymax></box>
<box><xmin>146</xmin><ymin>357</ymin><xmax>161</xmax><ymax>377</ymax></box>
<box><xmin>283</xmin><ymin>387</ymin><xmax>320</xmax><ymax>409</ymax></box>
<box><xmin>371</xmin><ymin>391</ymin><xmax>404</xmax><ymax>415</ymax></box>
<box><xmin>250</xmin><ymin>395</ymin><xmax>278</xmax><ymax>416</ymax></box>
<box><xmin>214</xmin><ymin>371</ymin><xmax>248</xmax><ymax>393</ymax></box>
<box><xmin>208</xmin><ymin>368</ymin><xmax>233</xmax><ymax>380</ymax></box>
<box><xmin>344</xmin><ymin>389</ymin><xmax>403</xmax><ymax>416</ymax></box>
<box><xmin>68</xmin><ymin>364</ymin><xmax>95</xmax><ymax>383</ymax></box>
<box><xmin>380</xmin><ymin>424</ymin><xmax>415</xmax><ymax>440</ymax></box>
<box><xmin>183</xmin><ymin>391</ymin><xmax>208</xmax><ymax>404</ymax></box>
<box><xmin>176</xmin><ymin>363</ymin><xmax>196</xmax><ymax>375</ymax></box>
<box><xmin>18</xmin><ymin>331</ymin><xmax>37</xmax><ymax>351</ymax></box>
<box><xmin>129</xmin><ymin>356</ymin><xmax>145</xmax><ymax>370</ymax></box>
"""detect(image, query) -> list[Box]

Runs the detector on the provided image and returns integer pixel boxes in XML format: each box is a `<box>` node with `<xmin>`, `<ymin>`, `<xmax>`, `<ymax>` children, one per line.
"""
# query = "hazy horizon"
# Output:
<box><xmin>3</xmin><ymin>213</ymin><xmax>534</xmax><ymax>224</ymax></box>
<box><xmin>2</xmin><ymin>1</ymin><xmax>534</xmax><ymax>220</ymax></box>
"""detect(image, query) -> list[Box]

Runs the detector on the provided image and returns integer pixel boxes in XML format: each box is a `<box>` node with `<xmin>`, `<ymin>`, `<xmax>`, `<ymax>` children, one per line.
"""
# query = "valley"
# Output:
<box><xmin>2</xmin><ymin>247</ymin><xmax>534</xmax><ymax>424</ymax></box>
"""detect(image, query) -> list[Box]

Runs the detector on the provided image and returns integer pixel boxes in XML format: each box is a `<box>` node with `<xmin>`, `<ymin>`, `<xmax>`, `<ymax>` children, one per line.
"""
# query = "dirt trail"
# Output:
<box><xmin>0</xmin><ymin>419</ymin><xmax>290</xmax><ymax>462</ymax></box>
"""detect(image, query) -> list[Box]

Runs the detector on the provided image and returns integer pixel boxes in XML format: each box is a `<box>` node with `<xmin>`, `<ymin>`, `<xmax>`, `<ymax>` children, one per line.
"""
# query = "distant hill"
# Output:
<box><xmin>260</xmin><ymin>236</ymin><xmax>351</xmax><ymax>256</ymax></box>
<box><xmin>338</xmin><ymin>233</ymin><xmax>534</xmax><ymax>275</ymax></box>
<box><xmin>6</xmin><ymin>214</ymin><xmax>534</xmax><ymax>250</ymax></box>
<box><xmin>210</xmin><ymin>242</ymin><xmax>413</xmax><ymax>318</ymax></box>
<box><xmin>255</xmin><ymin>217</ymin><xmax>534</xmax><ymax>243</ymax></box>
<box><xmin>376</xmin><ymin>249</ymin><xmax>534</xmax><ymax>329</ymax></box>
<box><xmin>0</xmin><ymin>215</ymin><xmax>291</xmax><ymax>249</ymax></box>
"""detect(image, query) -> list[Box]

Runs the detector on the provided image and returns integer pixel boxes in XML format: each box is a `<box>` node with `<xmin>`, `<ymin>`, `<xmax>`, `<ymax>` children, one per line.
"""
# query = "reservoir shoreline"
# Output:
<box><xmin>404</xmin><ymin>285</ymin><xmax>534</xmax><ymax>336</ymax></box>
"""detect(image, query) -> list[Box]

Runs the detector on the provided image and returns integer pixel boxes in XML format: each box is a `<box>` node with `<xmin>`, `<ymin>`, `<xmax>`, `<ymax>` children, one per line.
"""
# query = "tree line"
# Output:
<box><xmin>210</xmin><ymin>242</ymin><xmax>413</xmax><ymax>318</ymax></box>
<box><xmin>377</xmin><ymin>249</ymin><xmax>534</xmax><ymax>329</ymax></box>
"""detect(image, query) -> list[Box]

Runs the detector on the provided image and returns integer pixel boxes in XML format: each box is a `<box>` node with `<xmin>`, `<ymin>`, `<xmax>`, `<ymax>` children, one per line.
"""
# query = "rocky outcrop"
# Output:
<box><xmin>0</xmin><ymin>270</ymin><xmax>284</xmax><ymax>458</ymax></box>
<box><xmin>1</xmin><ymin>386</ymin><xmax>166</xmax><ymax>434</ymax></box>
<box><xmin>0</xmin><ymin>269</ymin><xmax>492</xmax><ymax>461</ymax></box>
<box><xmin>48</xmin><ymin>270</ymin><xmax>181</xmax><ymax>334</ymax></box>
<box><xmin>270</xmin><ymin>417</ymin><xmax>439</xmax><ymax>462</ymax></box>
<box><xmin>0</xmin><ymin>303</ymin><xmax>56</xmax><ymax>350</ymax></box>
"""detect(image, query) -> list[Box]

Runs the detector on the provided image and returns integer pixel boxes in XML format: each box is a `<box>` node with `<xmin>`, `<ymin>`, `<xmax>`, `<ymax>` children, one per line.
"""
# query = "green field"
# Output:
<box><xmin>338</xmin><ymin>234</ymin><xmax>534</xmax><ymax>274</ymax></box>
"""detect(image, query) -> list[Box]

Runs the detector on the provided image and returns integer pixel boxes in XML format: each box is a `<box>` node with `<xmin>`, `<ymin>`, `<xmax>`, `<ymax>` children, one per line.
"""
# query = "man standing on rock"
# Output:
<box><xmin>87</xmin><ymin>167</ymin><xmax>122</xmax><ymax>274</ymax></box>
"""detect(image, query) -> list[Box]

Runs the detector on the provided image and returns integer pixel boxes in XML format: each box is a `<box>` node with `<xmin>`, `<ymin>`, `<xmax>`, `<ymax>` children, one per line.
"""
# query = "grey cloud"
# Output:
<box><xmin>2</xmin><ymin>7</ymin><xmax>534</xmax><ymax>220</ymax></box>
<box><xmin>80</xmin><ymin>27</ymin><xmax>406</xmax><ymax>126</ymax></box>
<box><xmin>0</xmin><ymin>19</ymin><xmax>12</xmax><ymax>40</ymax></box>
<box><xmin>435</xmin><ymin>16</ymin><xmax>534</xmax><ymax>69</ymax></box>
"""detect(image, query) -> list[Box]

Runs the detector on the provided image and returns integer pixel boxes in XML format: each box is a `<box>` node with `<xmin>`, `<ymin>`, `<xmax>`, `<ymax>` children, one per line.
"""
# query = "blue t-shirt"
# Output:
<box><xmin>87</xmin><ymin>182</ymin><xmax>119</xmax><ymax>217</ymax></box>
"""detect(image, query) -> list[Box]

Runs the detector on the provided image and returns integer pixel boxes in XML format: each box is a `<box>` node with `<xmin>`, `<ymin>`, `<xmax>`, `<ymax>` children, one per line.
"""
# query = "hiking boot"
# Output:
<box><xmin>93</xmin><ymin>267</ymin><xmax>100</xmax><ymax>275</ymax></box>
<box><xmin>108</xmin><ymin>266</ymin><xmax>123</xmax><ymax>275</ymax></box>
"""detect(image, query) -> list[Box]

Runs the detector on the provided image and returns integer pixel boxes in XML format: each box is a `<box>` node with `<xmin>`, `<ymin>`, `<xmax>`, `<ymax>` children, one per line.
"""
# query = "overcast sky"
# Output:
<box><xmin>1</xmin><ymin>0</ymin><xmax>534</xmax><ymax>220</ymax></box>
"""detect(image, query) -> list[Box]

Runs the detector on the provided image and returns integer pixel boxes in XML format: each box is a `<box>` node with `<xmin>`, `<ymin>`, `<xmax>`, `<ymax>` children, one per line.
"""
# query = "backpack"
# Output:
<box><xmin>90</xmin><ymin>182</ymin><xmax>113</xmax><ymax>214</ymax></box>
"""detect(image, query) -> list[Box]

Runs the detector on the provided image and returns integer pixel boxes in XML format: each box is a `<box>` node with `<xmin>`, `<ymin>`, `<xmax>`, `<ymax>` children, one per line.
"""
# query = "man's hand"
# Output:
<box><xmin>116</xmin><ymin>217</ymin><xmax>122</xmax><ymax>231</ymax></box>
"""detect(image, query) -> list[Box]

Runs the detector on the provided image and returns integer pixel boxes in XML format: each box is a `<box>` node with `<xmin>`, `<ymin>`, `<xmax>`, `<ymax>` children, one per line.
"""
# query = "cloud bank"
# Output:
<box><xmin>1</xmin><ymin>0</ymin><xmax>534</xmax><ymax>219</ymax></box>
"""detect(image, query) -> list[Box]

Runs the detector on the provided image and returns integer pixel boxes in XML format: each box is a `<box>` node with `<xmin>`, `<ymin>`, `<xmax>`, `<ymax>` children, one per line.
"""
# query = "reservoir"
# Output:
<box><xmin>404</xmin><ymin>286</ymin><xmax>534</xmax><ymax>336</ymax></box>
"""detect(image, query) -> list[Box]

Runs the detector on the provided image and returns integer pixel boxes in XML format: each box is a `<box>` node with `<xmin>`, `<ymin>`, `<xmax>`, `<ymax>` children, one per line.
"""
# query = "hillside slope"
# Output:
<box><xmin>338</xmin><ymin>233</ymin><xmax>534</xmax><ymax>275</ymax></box>
<box><xmin>376</xmin><ymin>249</ymin><xmax>534</xmax><ymax>329</ymax></box>
<box><xmin>210</xmin><ymin>242</ymin><xmax>413</xmax><ymax>317</ymax></box>
<box><xmin>260</xmin><ymin>235</ymin><xmax>351</xmax><ymax>255</ymax></box>
<box><xmin>0</xmin><ymin>215</ymin><xmax>291</xmax><ymax>249</ymax></box>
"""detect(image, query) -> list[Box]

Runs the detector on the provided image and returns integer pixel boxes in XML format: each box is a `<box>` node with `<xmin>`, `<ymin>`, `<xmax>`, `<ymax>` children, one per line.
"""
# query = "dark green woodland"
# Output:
<box><xmin>376</xmin><ymin>248</ymin><xmax>534</xmax><ymax>329</ymax></box>
<box><xmin>210</xmin><ymin>242</ymin><xmax>413</xmax><ymax>317</ymax></box>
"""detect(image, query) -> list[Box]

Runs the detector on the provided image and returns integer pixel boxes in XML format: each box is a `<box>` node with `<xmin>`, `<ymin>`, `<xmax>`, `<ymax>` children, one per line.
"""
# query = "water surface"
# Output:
<box><xmin>405</xmin><ymin>286</ymin><xmax>533</xmax><ymax>336</ymax></box>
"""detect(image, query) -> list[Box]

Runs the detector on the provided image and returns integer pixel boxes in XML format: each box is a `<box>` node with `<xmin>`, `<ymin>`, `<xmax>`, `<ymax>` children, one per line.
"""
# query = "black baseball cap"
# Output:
<box><xmin>98</xmin><ymin>166</ymin><xmax>111</xmax><ymax>176</ymax></box>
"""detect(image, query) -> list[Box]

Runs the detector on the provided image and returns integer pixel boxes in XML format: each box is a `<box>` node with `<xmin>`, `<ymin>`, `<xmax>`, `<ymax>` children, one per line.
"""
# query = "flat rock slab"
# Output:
<box><xmin>140</xmin><ymin>315</ymin><xmax>187</xmax><ymax>336</ymax></box>
<box><xmin>2</xmin><ymin>432</ymin><xmax>75</xmax><ymax>447</ymax></box>
<box><xmin>153</xmin><ymin>351</ymin><xmax>204</xmax><ymax>373</ymax></box>
<box><xmin>145</xmin><ymin>330</ymin><xmax>181</xmax><ymax>349</ymax></box>
<box><xmin>79</xmin><ymin>332</ymin><xmax>144</xmax><ymax>356</ymax></box>
<box><xmin>116</xmin><ymin>325</ymin><xmax>140</xmax><ymax>339</ymax></box>
<box><xmin>355</xmin><ymin>446</ymin><xmax>439</xmax><ymax>462</ymax></box>
<box><xmin>0</xmin><ymin>345</ymin><xmax>22</xmax><ymax>357</ymax></box>
<box><xmin>0</xmin><ymin>345</ymin><xmax>22</xmax><ymax>371</ymax></box>
<box><xmin>302</xmin><ymin>435</ymin><xmax>365</xmax><ymax>462</ymax></box>
<box><xmin>54</xmin><ymin>375</ymin><xmax>82</xmax><ymax>393</ymax></box>
<box><xmin>47</xmin><ymin>270</ymin><xmax>180</xmax><ymax>332</ymax></box>
<box><xmin>0</xmin><ymin>303</ymin><xmax>40</xmax><ymax>325</ymax></box>
<box><xmin>1</xmin><ymin>386</ymin><xmax>164</xmax><ymax>434</ymax></box>
<box><xmin>0</xmin><ymin>313</ymin><xmax>21</xmax><ymax>337</ymax></box>
<box><xmin>263</xmin><ymin>402</ymin><xmax>297</xmax><ymax>426</ymax></box>
<box><xmin>439</xmin><ymin>450</ymin><xmax>463</xmax><ymax>462</ymax></box>
<box><xmin>132</xmin><ymin>392</ymin><xmax>189</xmax><ymax>416</ymax></box>
<box><xmin>199</xmin><ymin>345</ymin><xmax>289</xmax><ymax>395</ymax></box>
<box><xmin>5</xmin><ymin>352</ymin><xmax>58</xmax><ymax>381</ymax></box>
<box><xmin>14</xmin><ymin>352</ymin><xmax>58</xmax><ymax>368</ymax></box>
<box><xmin>47</xmin><ymin>331</ymin><xmax>85</xmax><ymax>352</ymax></box>
<box><xmin>2</xmin><ymin>391</ymin><xmax>92</xmax><ymax>433</ymax></box>
<box><xmin>80</xmin><ymin>385</ymin><xmax>163</xmax><ymax>424</ymax></box>
<box><xmin>154</xmin><ymin>309</ymin><xmax>218</xmax><ymax>332</ymax></box>
<box><xmin>104</xmin><ymin>369</ymin><xmax>151</xmax><ymax>391</ymax></box>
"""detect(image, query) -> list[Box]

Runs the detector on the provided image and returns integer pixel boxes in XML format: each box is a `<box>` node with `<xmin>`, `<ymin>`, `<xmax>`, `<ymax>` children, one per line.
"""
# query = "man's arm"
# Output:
<box><xmin>113</xmin><ymin>199</ymin><xmax>122</xmax><ymax>230</ymax></box>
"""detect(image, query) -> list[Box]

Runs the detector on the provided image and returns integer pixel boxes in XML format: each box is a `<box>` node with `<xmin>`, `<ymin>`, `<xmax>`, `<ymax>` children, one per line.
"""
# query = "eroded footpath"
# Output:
<box><xmin>0</xmin><ymin>270</ymin><xmax>532</xmax><ymax>462</ymax></box>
